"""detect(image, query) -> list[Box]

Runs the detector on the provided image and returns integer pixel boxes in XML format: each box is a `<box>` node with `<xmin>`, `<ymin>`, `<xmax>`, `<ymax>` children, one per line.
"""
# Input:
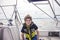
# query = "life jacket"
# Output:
<box><xmin>21</xmin><ymin>22</ymin><xmax>38</xmax><ymax>40</ymax></box>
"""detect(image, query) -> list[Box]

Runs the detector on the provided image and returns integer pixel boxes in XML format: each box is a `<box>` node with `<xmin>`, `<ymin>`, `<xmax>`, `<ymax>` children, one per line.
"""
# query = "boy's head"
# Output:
<box><xmin>24</xmin><ymin>15</ymin><xmax>32</xmax><ymax>26</ymax></box>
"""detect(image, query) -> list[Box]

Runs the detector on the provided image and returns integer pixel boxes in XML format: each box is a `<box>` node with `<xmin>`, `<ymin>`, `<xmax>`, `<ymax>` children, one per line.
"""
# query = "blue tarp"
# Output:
<box><xmin>28</xmin><ymin>0</ymin><xmax>47</xmax><ymax>2</ymax></box>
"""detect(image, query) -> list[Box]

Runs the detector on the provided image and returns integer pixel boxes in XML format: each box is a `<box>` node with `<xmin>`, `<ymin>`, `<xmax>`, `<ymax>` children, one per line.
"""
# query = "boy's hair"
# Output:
<box><xmin>24</xmin><ymin>15</ymin><xmax>32</xmax><ymax>21</ymax></box>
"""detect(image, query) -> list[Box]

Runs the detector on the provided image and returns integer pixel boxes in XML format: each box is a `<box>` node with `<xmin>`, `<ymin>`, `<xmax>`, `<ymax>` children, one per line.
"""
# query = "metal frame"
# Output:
<box><xmin>0</xmin><ymin>0</ymin><xmax>60</xmax><ymax>40</ymax></box>
<box><xmin>0</xmin><ymin>5</ymin><xmax>15</xmax><ymax>7</ymax></box>
<box><xmin>0</xmin><ymin>0</ymin><xmax>22</xmax><ymax>23</ymax></box>
<box><xmin>48</xmin><ymin>0</ymin><xmax>58</xmax><ymax>26</ymax></box>
<box><xmin>0</xmin><ymin>0</ymin><xmax>59</xmax><ymax>23</ymax></box>
<box><xmin>31</xmin><ymin>0</ymin><xmax>58</xmax><ymax>26</ymax></box>
<box><xmin>55</xmin><ymin>0</ymin><xmax>60</xmax><ymax>6</ymax></box>
<box><xmin>0</xmin><ymin>0</ymin><xmax>21</xmax><ymax>40</ymax></box>
<box><xmin>32</xmin><ymin>3</ymin><xmax>55</xmax><ymax>21</ymax></box>
<box><xmin>0</xmin><ymin>5</ymin><xmax>15</xmax><ymax>21</ymax></box>
<box><xmin>0</xmin><ymin>7</ymin><xmax>8</xmax><ymax>20</ymax></box>
<box><xmin>56</xmin><ymin>15</ymin><xmax>60</xmax><ymax>16</ymax></box>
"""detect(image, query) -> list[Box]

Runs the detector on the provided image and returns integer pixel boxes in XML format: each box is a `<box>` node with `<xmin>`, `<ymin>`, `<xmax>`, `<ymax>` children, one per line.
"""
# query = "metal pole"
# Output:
<box><xmin>0</xmin><ymin>5</ymin><xmax>15</xmax><ymax>7</ymax></box>
<box><xmin>32</xmin><ymin>2</ymin><xmax>55</xmax><ymax>21</ymax></box>
<box><xmin>15</xmin><ymin>0</ymin><xmax>21</xmax><ymax>40</ymax></box>
<box><xmin>0</xmin><ymin>7</ymin><xmax>8</xmax><ymax>21</ymax></box>
<box><xmin>55</xmin><ymin>0</ymin><xmax>60</xmax><ymax>6</ymax></box>
<box><xmin>48</xmin><ymin>0</ymin><xmax>58</xmax><ymax>26</ymax></box>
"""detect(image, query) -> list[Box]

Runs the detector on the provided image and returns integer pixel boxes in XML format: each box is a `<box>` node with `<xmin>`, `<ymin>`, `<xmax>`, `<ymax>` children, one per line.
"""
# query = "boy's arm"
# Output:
<box><xmin>21</xmin><ymin>32</ymin><xmax>24</xmax><ymax>40</ymax></box>
<box><xmin>36</xmin><ymin>29</ymin><xmax>39</xmax><ymax>40</ymax></box>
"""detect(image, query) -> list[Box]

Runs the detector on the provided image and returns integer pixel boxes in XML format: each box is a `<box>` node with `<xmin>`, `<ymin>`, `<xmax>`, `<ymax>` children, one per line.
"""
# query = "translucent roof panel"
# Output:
<box><xmin>0</xmin><ymin>0</ymin><xmax>60</xmax><ymax>30</ymax></box>
<box><xmin>2</xmin><ymin>6</ymin><xmax>14</xmax><ymax>19</ymax></box>
<box><xmin>0</xmin><ymin>7</ymin><xmax>6</xmax><ymax>19</ymax></box>
<box><xmin>0</xmin><ymin>0</ymin><xmax>16</xmax><ymax>6</ymax></box>
<box><xmin>17</xmin><ymin>0</ymin><xmax>54</xmax><ymax>18</ymax></box>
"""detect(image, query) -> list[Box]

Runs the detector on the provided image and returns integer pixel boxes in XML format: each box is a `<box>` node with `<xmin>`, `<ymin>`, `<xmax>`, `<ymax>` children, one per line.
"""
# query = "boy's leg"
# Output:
<box><xmin>32</xmin><ymin>35</ymin><xmax>37</xmax><ymax>40</ymax></box>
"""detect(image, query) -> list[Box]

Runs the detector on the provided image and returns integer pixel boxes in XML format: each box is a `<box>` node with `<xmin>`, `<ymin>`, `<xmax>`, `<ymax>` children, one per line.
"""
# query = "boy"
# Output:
<box><xmin>21</xmin><ymin>15</ymin><xmax>39</xmax><ymax>40</ymax></box>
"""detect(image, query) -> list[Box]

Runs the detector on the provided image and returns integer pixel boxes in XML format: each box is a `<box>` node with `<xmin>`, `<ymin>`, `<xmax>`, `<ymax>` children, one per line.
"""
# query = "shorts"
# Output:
<box><xmin>25</xmin><ymin>35</ymin><xmax>37</xmax><ymax>40</ymax></box>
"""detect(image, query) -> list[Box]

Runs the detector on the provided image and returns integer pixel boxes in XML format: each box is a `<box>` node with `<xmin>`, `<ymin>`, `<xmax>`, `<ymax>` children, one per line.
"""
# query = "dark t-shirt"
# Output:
<box><xmin>21</xmin><ymin>23</ymin><xmax>38</xmax><ymax>34</ymax></box>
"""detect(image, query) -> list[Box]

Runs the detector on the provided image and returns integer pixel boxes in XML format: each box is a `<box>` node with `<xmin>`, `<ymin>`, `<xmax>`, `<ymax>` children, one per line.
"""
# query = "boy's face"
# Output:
<box><xmin>25</xmin><ymin>19</ymin><xmax>32</xmax><ymax>26</ymax></box>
